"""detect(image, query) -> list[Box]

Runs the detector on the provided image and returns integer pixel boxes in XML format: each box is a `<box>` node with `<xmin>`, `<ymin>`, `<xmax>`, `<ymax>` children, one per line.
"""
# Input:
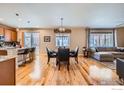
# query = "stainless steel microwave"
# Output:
<box><xmin>0</xmin><ymin>35</ymin><xmax>5</xmax><ymax>41</ymax></box>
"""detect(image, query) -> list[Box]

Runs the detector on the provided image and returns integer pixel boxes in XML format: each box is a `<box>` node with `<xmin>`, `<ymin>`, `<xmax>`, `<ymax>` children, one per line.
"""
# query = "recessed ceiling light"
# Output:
<box><xmin>0</xmin><ymin>18</ymin><xmax>4</xmax><ymax>21</ymax></box>
<box><xmin>27</xmin><ymin>21</ymin><xmax>30</xmax><ymax>23</ymax></box>
<box><xmin>16</xmin><ymin>13</ymin><xmax>19</xmax><ymax>16</ymax></box>
<box><xmin>18</xmin><ymin>18</ymin><xmax>22</xmax><ymax>21</ymax></box>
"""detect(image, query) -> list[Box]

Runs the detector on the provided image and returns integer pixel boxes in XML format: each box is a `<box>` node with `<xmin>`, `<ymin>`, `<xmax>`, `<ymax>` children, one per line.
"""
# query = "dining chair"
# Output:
<box><xmin>70</xmin><ymin>46</ymin><xmax>79</xmax><ymax>63</ymax></box>
<box><xmin>46</xmin><ymin>47</ymin><xmax>57</xmax><ymax>64</ymax></box>
<box><xmin>23</xmin><ymin>48</ymin><xmax>30</xmax><ymax>63</ymax></box>
<box><xmin>57</xmin><ymin>48</ymin><xmax>70</xmax><ymax>71</ymax></box>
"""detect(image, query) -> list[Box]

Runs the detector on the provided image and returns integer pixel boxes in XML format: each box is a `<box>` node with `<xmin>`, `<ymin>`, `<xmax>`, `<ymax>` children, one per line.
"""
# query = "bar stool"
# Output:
<box><xmin>17</xmin><ymin>49</ymin><xmax>25</xmax><ymax>66</ymax></box>
<box><xmin>23</xmin><ymin>48</ymin><xmax>30</xmax><ymax>63</ymax></box>
<box><xmin>32</xmin><ymin>47</ymin><xmax>35</xmax><ymax>60</ymax></box>
<box><xmin>29</xmin><ymin>48</ymin><xmax>36</xmax><ymax>61</ymax></box>
<box><xmin>29</xmin><ymin>48</ymin><xmax>33</xmax><ymax>62</ymax></box>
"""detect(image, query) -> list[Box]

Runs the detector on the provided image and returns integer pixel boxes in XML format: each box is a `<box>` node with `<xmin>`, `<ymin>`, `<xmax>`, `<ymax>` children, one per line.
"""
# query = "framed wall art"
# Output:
<box><xmin>44</xmin><ymin>36</ymin><xmax>51</xmax><ymax>42</ymax></box>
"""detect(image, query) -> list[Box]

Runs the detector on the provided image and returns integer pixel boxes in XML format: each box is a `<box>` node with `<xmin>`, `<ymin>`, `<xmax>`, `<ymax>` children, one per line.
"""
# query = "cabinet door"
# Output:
<box><xmin>5</xmin><ymin>29</ymin><xmax>12</xmax><ymax>41</ymax></box>
<box><xmin>0</xmin><ymin>27</ymin><xmax>4</xmax><ymax>35</ymax></box>
<box><xmin>11</xmin><ymin>31</ymin><xmax>17</xmax><ymax>41</ymax></box>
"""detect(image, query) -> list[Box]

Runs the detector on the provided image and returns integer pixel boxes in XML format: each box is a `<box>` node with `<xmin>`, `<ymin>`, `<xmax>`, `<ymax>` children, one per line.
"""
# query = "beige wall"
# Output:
<box><xmin>17</xmin><ymin>27</ymin><xmax>124</xmax><ymax>54</ymax></box>
<box><xmin>116</xmin><ymin>27</ymin><xmax>124</xmax><ymax>47</ymax></box>
<box><xmin>17</xmin><ymin>28</ymin><xmax>86</xmax><ymax>55</ymax></box>
<box><xmin>70</xmin><ymin>28</ymin><xmax>86</xmax><ymax>53</ymax></box>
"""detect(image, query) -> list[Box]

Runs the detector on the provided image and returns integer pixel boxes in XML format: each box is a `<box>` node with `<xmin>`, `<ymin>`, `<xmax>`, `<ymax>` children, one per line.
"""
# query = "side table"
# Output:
<box><xmin>83</xmin><ymin>49</ymin><xmax>89</xmax><ymax>57</ymax></box>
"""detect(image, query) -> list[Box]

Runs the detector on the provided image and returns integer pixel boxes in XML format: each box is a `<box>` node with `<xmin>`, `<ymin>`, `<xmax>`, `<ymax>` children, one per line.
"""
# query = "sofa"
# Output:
<box><xmin>90</xmin><ymin>47</ymin><xmax>124</xmax><ymax>62</ymax></box>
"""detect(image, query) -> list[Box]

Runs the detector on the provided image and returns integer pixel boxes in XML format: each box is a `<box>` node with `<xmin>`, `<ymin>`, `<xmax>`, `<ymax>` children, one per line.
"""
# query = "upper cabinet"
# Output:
<box><xmin>0</xmin><ymin>25</ymin><xmax>17</xmax><ymax>42</ymax></box>
<box><xmin>0</xmin><ymin>27</ymin><xmax>4</xmax><ymax>35</ymax></box>
<box><xmin>11</xmin><ymin>31</ymin><xmax>17</xmax><ymax>41</ymax></box>
<box><xmin>4</xmin><ymin>29</ymin><xmax>17</xmax><ymax>41</ymax></box>
<box><xmin>5</xmin><ymin>29</ymin><xmax>12</xmax><ymax>41</ymax></box>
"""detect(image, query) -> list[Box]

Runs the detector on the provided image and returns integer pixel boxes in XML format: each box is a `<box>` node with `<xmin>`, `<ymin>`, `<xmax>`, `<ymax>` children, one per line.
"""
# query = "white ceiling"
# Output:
<box><xmin>0</xmin><ymin>3</ymin><xmax>124</xmax><ymax>28</ymax></box>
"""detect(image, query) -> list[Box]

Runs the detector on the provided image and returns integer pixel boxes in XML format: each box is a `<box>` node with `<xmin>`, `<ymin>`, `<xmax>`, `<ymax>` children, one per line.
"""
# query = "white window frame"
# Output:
<box><xmin>89</xmin><ymin>29</ymin><xmax>115</xmax><ymax>47</ymax></box>
<box><xmin>55</xmin><ymin>33</ymin><xmax>70</xmax><ymax>47</ymax></box>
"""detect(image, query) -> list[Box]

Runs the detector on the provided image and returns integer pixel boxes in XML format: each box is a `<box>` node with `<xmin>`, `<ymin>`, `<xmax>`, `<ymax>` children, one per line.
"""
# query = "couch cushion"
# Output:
<box><xmin>96</xmin><ymin>47</ymin><xmax>117</xmax><ymax>52</ymax></box>
<box><xmin>112</xmin><ymin>52</ymin><xmax>124</xmax><ymax>59</ymax></box>
<box><xmin>96</xmin><ymin>47</ymin><xmax>106</xmax><ymax>52</ymax></box>
<box><xmin>90</xmin><ymin>47</ymin><xmax>97</xmax><ymax>52</ymax></box>
<box><xmin>95</xmin><ymin>52</ymin><xmax>112</xmax><ymax>56</ymax></box>
<box><xmin>93</xmin><ymin>52</ymin><xmax>114</xmax><ymax>61</ymax></box>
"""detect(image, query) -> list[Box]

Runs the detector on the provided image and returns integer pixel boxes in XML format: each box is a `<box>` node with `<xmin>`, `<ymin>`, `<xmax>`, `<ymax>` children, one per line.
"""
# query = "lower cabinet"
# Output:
<box><xmin>0</xmin><ymin>58</ymin><xmax>15</xmax><ymax>85</ymax></box>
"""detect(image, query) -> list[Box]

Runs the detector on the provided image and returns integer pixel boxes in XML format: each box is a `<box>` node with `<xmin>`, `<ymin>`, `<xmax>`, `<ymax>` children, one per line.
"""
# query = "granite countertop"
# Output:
<box><xmin>0</xmin><ymin>47</ymin><xmax>35</xmax><ymax>50</ymax></box>
<box><xmin>0</xmin><ymin>56</ymin><xmax>16</xmax><ymax>62</ymax></box>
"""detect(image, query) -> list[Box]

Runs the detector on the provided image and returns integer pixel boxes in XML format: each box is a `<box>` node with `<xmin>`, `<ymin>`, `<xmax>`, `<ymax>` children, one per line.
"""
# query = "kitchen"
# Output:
<box><xmin>0</xmin><ymin>24</ymin><xmax>36</xmax><ymax>85</ymax></box>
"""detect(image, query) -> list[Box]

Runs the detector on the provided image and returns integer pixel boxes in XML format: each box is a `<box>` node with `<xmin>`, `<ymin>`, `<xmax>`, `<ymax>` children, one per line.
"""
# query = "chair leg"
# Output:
<box><xmin>67</xmin><ymin>61</ymin><xmax>69</xmax><ymax>71</ymax></box>
<box><xmin>119</xmin><ymin>76</ymin><xmax>121</xmax><ymax>80</ymax></box>
<box><xmin>58</xmin><ymin>62</ymin><xmax>60</xmax><ymax>70</ymax></box>
<box><xmin>23</xmin><ymin>54</ymin><xmax>27</xmax><ymax>64</ymax></box>
<box><xmin>75</xmin><ymin>57</ymin><xmax>78</xmax><ymax>63</ymax></box>
<box><xmin>56</xmin><ymin>60</ymin><xmax>58</xmax><ymax>65</ymax></box>
<box><xmin>47</xmin><ymin>57</ymin><xmax>50</xmax><ymax>64</ymax></box>
<box><xmin>29</xmin><ymin>53</ymin><xmax>32</xmax><ymax>63</ymax></box>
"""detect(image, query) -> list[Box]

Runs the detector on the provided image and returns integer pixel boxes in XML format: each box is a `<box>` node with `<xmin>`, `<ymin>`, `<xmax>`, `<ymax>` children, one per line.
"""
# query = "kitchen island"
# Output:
<box><xmin>0</xmin><ymin>47</ymin><xmax>35</xmax><ymax>68</ymax></box>
<box><xmin>0</xmin><ymin>56</ymin><xmax>16</xmax><ymax>85</ymax></box>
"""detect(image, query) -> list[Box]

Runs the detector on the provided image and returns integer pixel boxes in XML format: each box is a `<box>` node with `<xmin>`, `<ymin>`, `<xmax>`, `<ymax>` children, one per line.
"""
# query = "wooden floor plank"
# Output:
<box><xmin>16</xmin><ymin>55</ymin><xmax>119</xmax><ymax>85</ymax></box>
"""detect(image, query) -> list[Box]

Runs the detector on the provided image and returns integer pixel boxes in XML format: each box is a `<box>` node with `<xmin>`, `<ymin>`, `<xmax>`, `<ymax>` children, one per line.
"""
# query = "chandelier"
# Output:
<box><xmin>54</xmin><ymin>18</ymin><xmax>71</xmax><ymax>33</ymax></box>
<box><xmin>58</xmin><ymin>18</ymin><xmax>65</xmax><ymax>32</ymax></box>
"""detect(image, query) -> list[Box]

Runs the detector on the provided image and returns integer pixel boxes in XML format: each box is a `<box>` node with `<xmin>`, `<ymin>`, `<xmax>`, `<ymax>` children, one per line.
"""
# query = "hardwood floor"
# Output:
<box><xmin>16</xmin><ymin>55</ymin><xmax>119</xmax><ymax>85</ymax></box>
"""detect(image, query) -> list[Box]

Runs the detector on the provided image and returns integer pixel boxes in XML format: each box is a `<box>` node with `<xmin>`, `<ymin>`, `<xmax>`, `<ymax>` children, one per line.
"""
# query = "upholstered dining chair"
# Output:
<box><xmin>56</xmin><ymin>48</ymin><xmax>70</xmax><ymax>71</ymax></box>
<box><xmin>70</xmin><ymin>46</ymin><xmax>79</xmax><ymax>63</ymax></box>
<box><xmin>46</xmin><ymin>47</ymin><xmax>57</xmax><ymax>64</ymax></box>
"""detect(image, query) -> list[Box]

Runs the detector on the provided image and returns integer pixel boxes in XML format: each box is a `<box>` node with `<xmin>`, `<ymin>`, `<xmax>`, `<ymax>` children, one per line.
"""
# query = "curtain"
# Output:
<box><xmin>85</xmin><ymin>28</ymin><xmax>90</xmax><ymax>48</ymax></box>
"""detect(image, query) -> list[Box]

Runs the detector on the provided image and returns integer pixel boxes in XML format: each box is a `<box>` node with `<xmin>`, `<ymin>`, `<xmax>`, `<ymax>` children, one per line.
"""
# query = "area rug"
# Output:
<box><xmin>99</xmin><ymin>62</ymin><xmax>116</xmax><ymax>70</ymax></box>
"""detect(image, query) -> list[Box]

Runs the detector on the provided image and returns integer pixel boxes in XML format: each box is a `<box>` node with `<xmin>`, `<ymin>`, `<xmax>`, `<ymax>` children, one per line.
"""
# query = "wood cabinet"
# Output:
<box><xmin>5</xmin><ymin>29</ymin><xmax>17</xmax><ymax>41</ymax></box>
<box><xmin>0</xmin><ymin>50</ymin><xmax>7</xmax><ymax>55</ymax></box>
<box><xmin>0</xmin><ymin>27</ymin><xmax>4</xmax><ymax>35</ymax></box>
<box><xmin>11</xmin><ymin>31</ymin><xmax>17</xmax><ymax>41</ymax></box>
<box><xmin>5</xmin><ymin>29</ymin><xmax>12</xmax><ymax>41</ymax></box>
<box><xmin>0</xmin><ymin>57</ymin><xmax>15</xmax><ymax>85</ymax></box>
<box><xmin>0</xmin><ymin>25</ymin><xmax>17</xmax><ymax>41</ymax></box>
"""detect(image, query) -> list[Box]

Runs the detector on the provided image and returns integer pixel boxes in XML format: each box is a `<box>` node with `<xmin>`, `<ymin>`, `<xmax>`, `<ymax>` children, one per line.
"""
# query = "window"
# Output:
<box><xmin>89</xmin><ymin>30</ymin><xmax>115</xmax><ymax>47</ymax></box>
<box><xmin>24</xmin><ymin>32</ymin><xmax>40</xmax><ymax>54</ymax></box>
<box><xmin>55</xmin><ymin>34</ymin><xmax>70</xmax><ymax>47</ymax></box>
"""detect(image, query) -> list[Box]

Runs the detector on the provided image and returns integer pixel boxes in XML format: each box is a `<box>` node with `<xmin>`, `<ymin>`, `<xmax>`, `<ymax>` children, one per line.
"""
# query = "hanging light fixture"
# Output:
<box><xmin>59</xmin><ymin>18</ymin><xmax>65</xmax><ymax>32</ymax></box>
<box><xmin>54</xmin><ymin>18</ymin><xmax>71</xmax><ymax>33</ymax></box>
<box><xmin>54</xmin><ymin>18</ymin><xmax>71</xmax><ymax>48</ymax></box>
